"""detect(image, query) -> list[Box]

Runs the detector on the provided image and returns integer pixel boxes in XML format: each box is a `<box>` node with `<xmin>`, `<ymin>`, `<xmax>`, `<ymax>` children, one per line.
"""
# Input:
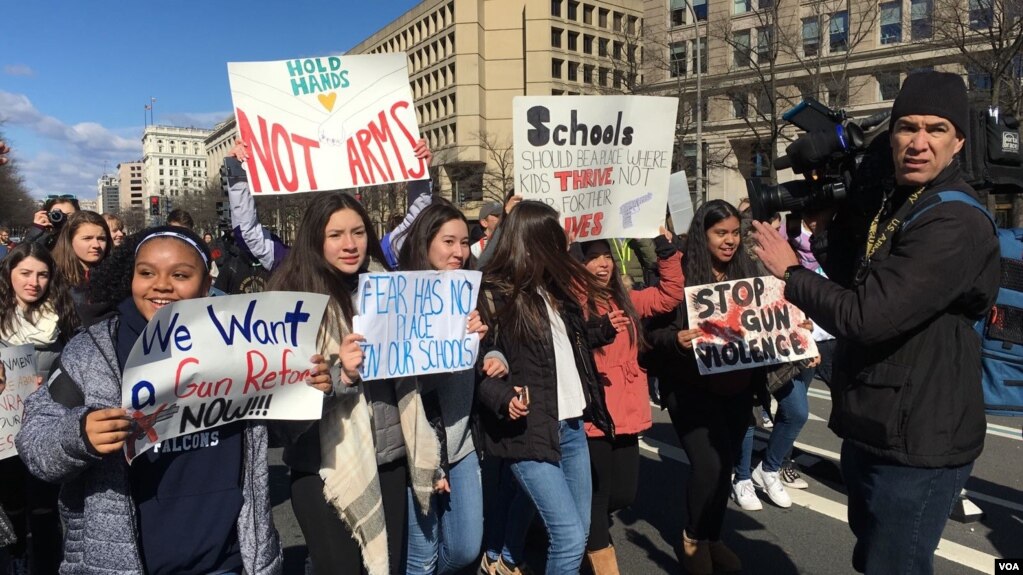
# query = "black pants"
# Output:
<box><xmin>663</xmin><ymin>384</ymin><xmax>752</xmax><ymax>541</ymax></box>
<box><xmin>291</xmin><ymin>458</ymin><xmax>409</xmax><ymax>575</ymax></box>
<box><xmin>0</xmin><ymin>457</ymin><xmax>62</xmax><ymax>574</ymax></box>
<box><xmin>586</xmin><ymin>434</ymin><xmax>639</xmax><ymax>551</ymax></box>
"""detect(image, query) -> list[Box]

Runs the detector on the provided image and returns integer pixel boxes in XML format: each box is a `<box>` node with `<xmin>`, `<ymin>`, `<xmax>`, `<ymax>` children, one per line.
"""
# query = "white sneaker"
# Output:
<box><xmin>752</xmin><ymin>462</ymin><xmax>792</xmax><ymax>508</ymax></box>
<box><xmin>731</xmin><ymin>479</ymin><xmax>763</xmax><ymax>511</ymax></box>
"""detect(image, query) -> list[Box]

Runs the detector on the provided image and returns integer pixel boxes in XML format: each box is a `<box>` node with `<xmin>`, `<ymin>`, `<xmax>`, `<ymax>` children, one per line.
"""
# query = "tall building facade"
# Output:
<box><xmin>141</xmin><ymin>125</ymin><xmax>213</xmax><ymax>222</ymax></box>
<box><xmin>97</xmin><ymin>174</ymin><xmax>120</xmax><ymax>214</ymax></box>
<box><xmin>118</xmin><ymin>161</ymin><xmax>144</xmax><ymax>214</ymax></box>
<box><xmin>205</xmin><ymin>117</ymin><xmax>238</xmax><ymax>189</ymax></box>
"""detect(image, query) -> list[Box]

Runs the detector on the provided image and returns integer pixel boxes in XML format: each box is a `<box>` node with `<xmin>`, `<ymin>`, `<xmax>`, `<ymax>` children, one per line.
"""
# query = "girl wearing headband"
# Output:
<box><xmin>18</xmin><ymin>226</ymin><xmax>329</xmax><ymax>575</ymax></box>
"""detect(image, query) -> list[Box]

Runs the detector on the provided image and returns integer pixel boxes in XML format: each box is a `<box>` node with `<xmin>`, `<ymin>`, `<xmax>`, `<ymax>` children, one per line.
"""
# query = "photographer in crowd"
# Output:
<box><xmin>752</xmin><ymin>71</ymin><xmax>1000</xmax><ymax>574</ymax></box>
<box><xmin>21</xmin><ymin>195</ymin><xmax>80</xmax><ymax>251</ymax></box>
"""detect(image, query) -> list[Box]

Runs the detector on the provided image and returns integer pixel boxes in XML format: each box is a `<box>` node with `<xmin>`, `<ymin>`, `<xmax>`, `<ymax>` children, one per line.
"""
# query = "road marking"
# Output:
<box><xmin>638</xmin><ymin>436</ymin><xmax>996</xmax><ymax>574</ymax></box>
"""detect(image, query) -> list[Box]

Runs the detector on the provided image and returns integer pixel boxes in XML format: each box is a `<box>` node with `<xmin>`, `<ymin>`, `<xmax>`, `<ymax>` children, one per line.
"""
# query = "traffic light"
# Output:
<box><xmin>149</xmin><ymin>196</ymin><xmax>160</xmax><ymax>216</ymax></box>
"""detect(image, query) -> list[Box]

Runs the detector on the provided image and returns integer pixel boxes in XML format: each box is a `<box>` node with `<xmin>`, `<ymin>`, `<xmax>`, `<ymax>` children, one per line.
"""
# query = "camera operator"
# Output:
<box><xmin>752</xmin><ymin>72</ymin><xmax>1000</xmax><ymax>574</ymax></box>
<box><xmin>21</xmin><ymin>195</ymin><xmax>80</xmax><ymax>250</ymax></box>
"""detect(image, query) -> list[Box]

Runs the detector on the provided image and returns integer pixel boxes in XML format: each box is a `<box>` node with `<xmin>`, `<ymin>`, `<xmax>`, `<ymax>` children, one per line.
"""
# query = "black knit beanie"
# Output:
<box><xmin>889</xmin><ymin>71</ymin><xmax>969</xmax><ymax>138</ymax></box>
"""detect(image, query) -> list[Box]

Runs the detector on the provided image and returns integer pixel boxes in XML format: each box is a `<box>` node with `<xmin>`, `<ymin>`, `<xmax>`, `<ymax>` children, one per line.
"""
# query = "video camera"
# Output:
<box><xmin>747</xmin><ymin>98</ymin><xmax>891</xmax><ymax>222</ymax></box>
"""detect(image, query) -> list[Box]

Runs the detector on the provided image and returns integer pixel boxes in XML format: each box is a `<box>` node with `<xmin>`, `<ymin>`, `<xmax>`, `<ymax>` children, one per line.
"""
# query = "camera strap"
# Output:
<box><xmin>857</xmin><ymin>186</ymin><xmax>925</xmax><ymax>284</ymax></box>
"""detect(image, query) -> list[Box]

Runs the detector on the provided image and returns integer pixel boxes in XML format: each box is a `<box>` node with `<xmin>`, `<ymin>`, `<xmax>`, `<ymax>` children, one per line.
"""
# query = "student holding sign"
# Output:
<box><xmin>17</xmin><ymin>226</ymin><xmax>300</xmax><ymax>575</ymax></box>
<box><xmin>577</xmin><ymin>227</ymin><xmax>684</xmax><ymax>575</ymax></box>
<box><xmin>475</xmin><ymin>201</ymin><xmax>615</xmax><ymax>575</ymax></box>
<box><xmin>396</xmin><ymin>200</ymin><xmax>507</xmax><ymax>575</ymax></box>
<box><xmin>0</xmin><ymin>242</ymin><xmax>81</xmax><ymax>575</ymax></box>
<box><xmin>267</xmin><ymin>193</ymin><xmax>441</xmax><ymax>575</ymax></box>
<box><xmin>644</xmin><ymin>200</ymin><xmax>761</xmax><ymax>575</ymax></box>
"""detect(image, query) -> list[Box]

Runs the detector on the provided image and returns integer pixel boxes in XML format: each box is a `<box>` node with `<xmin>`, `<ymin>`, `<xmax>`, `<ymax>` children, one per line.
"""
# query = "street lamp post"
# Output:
<box><xmin>687</xmin><ymin>0</ymin><xmax>704</xmax><ymax>206</ymax></box>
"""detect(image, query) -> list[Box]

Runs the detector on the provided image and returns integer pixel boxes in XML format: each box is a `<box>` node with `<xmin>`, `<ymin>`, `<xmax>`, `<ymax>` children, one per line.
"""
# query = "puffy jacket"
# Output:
<box><xmin>787</xmin><ymin>165</ymin><xmax>1000</xmax><ymax>467</ymax></box>
<box><xmin>586</xmin><ymin>247</ymin><xmax>684</xmax><ymax>438</ymax></box>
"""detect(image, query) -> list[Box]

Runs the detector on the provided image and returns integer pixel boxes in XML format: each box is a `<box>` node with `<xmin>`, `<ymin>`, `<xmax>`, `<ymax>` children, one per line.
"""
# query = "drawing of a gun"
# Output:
<box><xmin>619</xmin><ymin>192</ymin><xmax>653</xmax><ymax>228</ymax></box>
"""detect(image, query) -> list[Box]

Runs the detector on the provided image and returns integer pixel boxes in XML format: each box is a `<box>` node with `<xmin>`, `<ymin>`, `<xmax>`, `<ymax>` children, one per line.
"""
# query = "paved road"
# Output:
<box><xmin>269</xmin><ymin>380</ymin><xmax>1023</xmax><ymax>574</ymax></box>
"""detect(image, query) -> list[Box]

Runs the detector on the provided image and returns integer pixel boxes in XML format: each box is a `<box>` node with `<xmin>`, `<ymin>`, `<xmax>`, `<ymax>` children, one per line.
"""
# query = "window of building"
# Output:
<box><xmin>827</xmin><ymin>80</ymin><xmax>848</xmax><ymax>107</ymax></box>
<box><xmin>693</xmin><ymin>0</ymin><xmax>708</xmax><ymax>20</ymax></box>
<box><xmin>759</xmin><ymin>0</ymin><xmax>774</xmax><ymax>9</ymax></box>
<box><xmin>583</xmin><ymin>64</ymin><xmax>594</xmax><ymax>83</ymax></box>
<box><xmin>732</xmin><ymin>93</ymin><xmax>749</xmax><ymax>118</ymax></box>
<box><xmin>628</xmin><ymin>44</ymin><xmax>637</xmax><ymax>63</ymax></box>
<box><xmin>802</xmin><ymin>18</ymin><xmax>820</xmax><ymax>56</ymax></box>
<box><xmin>671</xmin><ymin>0</ymin><xmax>686</xmax><ymax>26</ymax></box>
<box><xmin>552</xmin><ymin>0</ymin><xmax>562</xmax><ymax>17</ymax></box>
<box><xmin>599</xmin><ymin>37</ymin><xmax>609</xmax><ymax>56</ymax></box>
<box><xmin>158</xmin><ymin>158</ymin><xmax>164</xmax><ymax>166</ymax></box>
<box><xmin>613</xmin><ymin>70</ymin><xmax>623</xmax><ymax>89</ymax></box>
<box><xmin>599</xmin><ymin>8</ymin><xmax>609</xmax><ymax>27</ymax></box>
<box><xmin>751</xmin><ymin>145</ymin><xmax>770</xmax><ymax>177</ymax></box>
<box><xmin>551</xmin><ymin>27</ymin><xmax>563</xmax><ymax>48</ymax></box>
<box><xmin>613</xmin><ymin>12</ymin><xmax>624</xmax><ymax>31</ymax></box>
<box><xmin>568</xmin><ymin>31</ymin><xmax>579</xmax><ymax>50</ymax></box>
<box><xmin>670</xmin><ymin>42</ymin><xmax>687</xmax><ymax>77</ymax></box>
<box><xmin>692</xmin><ymin>37</ymin><xmax>708</xmax><ymax>74</ymax></box>
<box><xmin>159</xmin><ymin>169</ymin><xmax>164</xmax><ymax>176</ymax></box>
<box><xmin>969</xmin><ymin>0</ymin><xmax>992</xmax><ymax>29</ymax></box>
<box><xmin>877</xmin><ymin>71</ymin><xmax>901</xmax><ymax>100</ymax></box>
<box><xmin>757</xmin><ymin>25</ymin><xmax>773</xmax><ymax>63</ymax></box>
<box><xmin>830</xmin><ymin>11</ymin><xmax>848</xmax><ymax>52</ymax></box>
<box><xmin>757</xmin><ymin>88</ymin><xmax>773</xmax><ymax>116</ymax></box>
<box><xmin>613</xmin><ymin>41</ymin><xmax>623</xmax><ymax>59</ymax></box>
<box><xmin>911</xmin><ymin>0</ymin><xmax>933</xmax><ymax>39</ymax></box>
<box><xmin>552</xmin><ymin>89</ymin><xmax>565</xmax><ymax>96</ymax></box>
<box><xmin>568</xmin><ymin>1</ymin><xmax>578</xmax><ymax>20</ymax></box>
<box><xmin>599</xmin><ymin>67</ymin><xmax>610</xmax><ymax>86</ymax></box>
<box><xmin>584</xmin><ymin>34</ymin><xmax>594</xmax><ymax>53</ymax></box>
<box><xmin>880</xmin><ymin>2</ymin><xmax>902</xmax><ymax>44</ymax></box>
<box><xmin>552</xmin><ymin>58</ymin><xmax>564</xmax><ymax>79</ymax></box>
<box><xmin>734</xmin><ymin>0</ymin><xmax>752</xmax><ymax>15</ymax></box>
<box><xmin>627</xmin><ymin>15</ymin><xmax>638</xmax><ymax>34</ymax></box>
<box><xmin>568</xmin><ymin>61</ymin><xmax>579</xmax><ymax>81</ymax></box>
<box><xmin>968</xmin><ymin>64</ymin><xmax>993</xmax><ymax>92</ymax></box>
<box><xmin>733</xmin><ymin>30</ymin><xmax>752</xmax><ymax>68</ymax></box>
<box><xmin>583</xmin><ymin>4</ymin><xmax>594</xmax><ymax>24</ymax></box>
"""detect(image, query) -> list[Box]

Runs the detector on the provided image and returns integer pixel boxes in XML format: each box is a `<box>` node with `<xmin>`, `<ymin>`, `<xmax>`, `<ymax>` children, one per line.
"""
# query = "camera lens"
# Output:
<box><xmin>48</xmin><ymin>210</ymin><xmax>65</xmax><ymax>225</ymax></box>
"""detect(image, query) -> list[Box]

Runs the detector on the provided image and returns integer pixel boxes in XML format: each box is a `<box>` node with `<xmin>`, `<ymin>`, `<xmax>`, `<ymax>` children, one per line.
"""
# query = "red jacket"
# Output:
<box><xmin>585</xmin><ymin>251</ymin><xmax>684</xmax><ymax>438</ymax></box>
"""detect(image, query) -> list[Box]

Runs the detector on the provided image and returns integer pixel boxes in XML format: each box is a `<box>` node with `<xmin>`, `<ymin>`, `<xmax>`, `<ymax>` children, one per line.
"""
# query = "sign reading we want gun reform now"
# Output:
<box><xmin>227</xmin><ymin>54</ymin><xmax>428</xmax><ymax>194</ymax></box>
<box><xmin>685</xmin><ymin>277</ymin><xmax>818</xmax><ymax>376</ymax></box>
<box><xmin>513</xmin><ymin>95</ymin><xmax>679</xmax><ymax>241</ymax></box>
<box><xmin>121</xmin><ymin>293</ymin><xmax>329</xmax><ymax>461</ymax></box>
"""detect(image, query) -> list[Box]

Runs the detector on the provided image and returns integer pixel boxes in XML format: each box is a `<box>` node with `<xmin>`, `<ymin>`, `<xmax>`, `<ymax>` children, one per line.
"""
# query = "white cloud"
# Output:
<box><xmin>161</xmin><ymin>111</ymin><xmax>232</xmax><ymax>129</ymax></box>
<box><xmin>3</xmin><ymin>64</ymin><xmax>35</xmax><ymax>77</ymax></box>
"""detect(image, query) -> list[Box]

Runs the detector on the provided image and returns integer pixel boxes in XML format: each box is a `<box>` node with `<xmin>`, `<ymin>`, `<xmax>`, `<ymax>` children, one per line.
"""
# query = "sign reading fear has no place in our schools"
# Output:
<box><xmin>513</xmin><ymin>95</ymin><xmax>679</xmax><ymax>242</ymax></box>
<box><xmin>0</xmin><ymin>344</ymin><xmax>37</xmax><ymax>461</ymax></box>
<box><xmin>685</xmin><ymin>276</ymin><xmax>819</xmax><ymax>375</ymax></box>
<box><xmin>227</xmin><ymin>54</ymin><xmax>428</xmax><ymax>194</ymax></box>
<box><xmin>121</xmin><ymin>293</ymin><xmax>329</xmax><ymax>461</ymax></box>
<box><xmin>353</xmin><ymin>270</ymin><xmax>482</xmax><ymax>381</ymax></box>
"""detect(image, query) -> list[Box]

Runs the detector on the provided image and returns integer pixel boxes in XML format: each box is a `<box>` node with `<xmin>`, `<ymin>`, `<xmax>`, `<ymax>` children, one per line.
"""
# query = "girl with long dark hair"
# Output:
<box><xmin>0</xmin><ymin>243</ymin><xmax>80</xmax><ymax>574</ymax></box>
<box><xmin>645</xmin><ymin>200</ymin><xmax>760</xmax><ymax>575</ymax></box>
<box><xmin>396</xmin><ymin>200</ymin><xmax>504</xmax><ymax>575</ymax></box>
<box><xmin>578</xmin><ymin>226</ymin><xmax>685</xmax><ymax>575</ymax></box>
<box><xmin>268</xmin><ymin>193</ymin><xmax>441</xmax><ymax>575</ymax></box>
<box><xmin>476</xmin><ymin>200</ymin><xmax>615</xmax><ymax>575</ymax></box>
<box><xmin>51</xmin><ymin>210</ymin><xmax>111</xmax><ymax>323</ymax></box>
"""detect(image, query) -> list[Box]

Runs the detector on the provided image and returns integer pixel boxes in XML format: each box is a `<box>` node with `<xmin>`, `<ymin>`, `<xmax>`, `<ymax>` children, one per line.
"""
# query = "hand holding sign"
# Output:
<box><xmin>676</xmin><ymin>328</ymin><xmax>701</xmax><ymax>350</ymax></box>
<box><xmin>339</xmin><ymin>334</ymin><xmax>366</xmax><ymax>386</ymax></box>
<box><xmin>305</xmin><ymin>354</ymin><xmax>333</xmax><ymax>394</ymax></box>
<box><xmin>85</xmin><ymin>409</ymin><xmax>132</xmax><ymax>455</ymax></box>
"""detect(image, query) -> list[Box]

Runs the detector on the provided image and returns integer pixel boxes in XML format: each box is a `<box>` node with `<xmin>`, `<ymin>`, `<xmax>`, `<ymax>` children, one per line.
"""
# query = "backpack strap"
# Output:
<box><xmin>903</xmin><ymin>190</ymin><xmax>996</xmax><ymax>232</ymax></box>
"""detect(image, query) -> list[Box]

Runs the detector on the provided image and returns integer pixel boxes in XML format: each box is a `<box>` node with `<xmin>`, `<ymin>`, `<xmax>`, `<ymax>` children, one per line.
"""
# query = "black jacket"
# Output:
<box><xmin>786</xmin><ymin>165</ymin><xmax>1000</xmax><ymax>467</ymax></box>
<box><xmin>476</xmin><ymin>289</ymin><xmax>614</xmax><ymax>463</ymax></box>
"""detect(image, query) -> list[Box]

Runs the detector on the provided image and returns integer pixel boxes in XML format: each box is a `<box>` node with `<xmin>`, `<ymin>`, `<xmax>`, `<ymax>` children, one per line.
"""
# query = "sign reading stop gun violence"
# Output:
<box><xmin>353</xmin><ymin>270</ymin><xmax>482</xmax><ymax>381</ymax></box>
<box><xmin>0</xmin><ymin>345</ymin><xmax>36</xmax><ymax>461</ymax></box>
<box><xmin>227</xmin><ymin>54</ymin><xmax>428</xmax><ymax>194</ymax></box>
<box><xmin>513</xmin><ymin>95</ymin><xmax>679</xmax><ymax>241</ymax></box>
<box><xmin>685</xmin><ymin>277</ymin><xmax>818</xmax><ymax>375</ymax></box>
<box><xmin>121</xmin><ymin>293</ymin><xmax>329</xmax><ymax>461</ymax></box>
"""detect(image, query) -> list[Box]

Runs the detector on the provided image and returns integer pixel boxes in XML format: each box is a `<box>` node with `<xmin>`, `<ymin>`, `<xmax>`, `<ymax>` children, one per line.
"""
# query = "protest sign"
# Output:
<box><xmin>121</xmin><ymin>292</ymin><xmax>329</xmax><ymax>461</ymax></box>
<box><xmin>512</xmin><ymin>95</ymin><xmax>679</xmax><ymax>241</ymax></box>
<box><xmin>685</xmin><ymin>276</ymin><xmax>818</xmax><ymax>375</ymax></box>
<box><xmin>667</xmin><ymin>171</ymin><xmax>695</xmax><ymax>235</ymax></box>
<box><xmin>0</xmin><ymin>345</ymin><xmax>36</xmax><ymax>460</ymax></box>
<box><xmin>227</xmin><ymin>54</ymin><xmax>427</xmax><ymax>194</ymax></box>
<box><xmin>352</xmin><ymin>270</ymin><xmax>482</xmax><ymax>381</ymax></box>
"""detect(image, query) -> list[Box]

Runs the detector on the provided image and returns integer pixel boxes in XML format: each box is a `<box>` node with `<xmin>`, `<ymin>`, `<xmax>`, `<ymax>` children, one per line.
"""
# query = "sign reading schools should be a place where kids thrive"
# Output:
<box><xmin>228</xmin><ymin>54</ymin><xmax>427</xmax><ymax>194</ymax></box>
<box><xmin>685</xmin><ymin>276</ymin><xmax>818</xmax><ymax>375</ymax></box>
<box><xmin>0</xmin><ymin>344</ymin><xmax>36</xmax><ymax>461</ymax></box>
<box><xmin>121</xmin><ymin>293</ymin><xmax>329</xmax><ymax>461</ymax></box>
<box><xmin>353</xmin><ymin>270</ymin><xmax>482</xmax><ymax>381</ymax></box>
<box><xmin>513</xmin><ymin>95</ymin><xmax>679</xmax><ymax>241</ymax></box>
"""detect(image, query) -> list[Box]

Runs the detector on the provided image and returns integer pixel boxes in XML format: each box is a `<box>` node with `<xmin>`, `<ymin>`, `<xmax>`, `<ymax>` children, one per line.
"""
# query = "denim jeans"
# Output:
<box><xmin>406</xmin><ymin>451</ymin><xmax>483</xmax><ymax>574</ymax></box>
<box><xmin>734</xmin><ymin>425</ymin><xmax>756</xmax><ymax>481</ymax></box>
<box><xmin>487</xmin><ymin>419</ymin><xmax>592</xmax><ymax>575</ymax></box>
<box><xmin>840</xmin><ymin>441</ymin><xmax>973</xmax><ymax>575</ymax></box>
<box><xmin>761</xmin><ymin>368</ymin><xmax>811</xmax><ymax>472</ymax></box>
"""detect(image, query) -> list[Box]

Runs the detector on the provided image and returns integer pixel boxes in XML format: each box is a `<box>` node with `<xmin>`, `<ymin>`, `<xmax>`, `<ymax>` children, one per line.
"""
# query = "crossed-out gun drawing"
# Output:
<box><xmin>620</xmin><ymin>192</ymin><xmax>653</xmax><ymax>228</ymax></box>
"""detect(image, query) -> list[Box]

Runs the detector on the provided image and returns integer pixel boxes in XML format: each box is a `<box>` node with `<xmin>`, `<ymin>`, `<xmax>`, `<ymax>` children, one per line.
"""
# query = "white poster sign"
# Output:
<box><xmin>668</xmin><ymin>170</ymin><xmax>695</xmax><ymax>235</ymax></box>
<box><xmin>0</xmin><ymin>345</ymin><xmax>36</xmax><ymax>460</ymax></box>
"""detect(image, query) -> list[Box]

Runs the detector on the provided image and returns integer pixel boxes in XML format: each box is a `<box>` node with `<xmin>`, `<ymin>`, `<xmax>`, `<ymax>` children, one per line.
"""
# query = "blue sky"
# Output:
<box><xmin>0</xmin><ymin>0</ymin><xmax>421</xmax><ymax>199</ymax></box>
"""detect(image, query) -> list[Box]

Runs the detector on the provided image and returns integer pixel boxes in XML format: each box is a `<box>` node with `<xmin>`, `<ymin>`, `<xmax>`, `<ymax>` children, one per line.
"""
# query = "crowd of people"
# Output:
<box><xmin>0</xmin><ymin>70</ymin><xmax>1001</xmax><ymax>575</ymax></box>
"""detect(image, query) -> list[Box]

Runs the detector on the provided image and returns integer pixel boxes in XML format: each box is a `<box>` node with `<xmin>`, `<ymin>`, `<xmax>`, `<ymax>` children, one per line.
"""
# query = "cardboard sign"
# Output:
<box><xmin>685</xmin><ymin>276</ymin><xmax>818</xmax><ymax>375</ymax></box>
<box><xmin>667</xmin><ymin>170</ymin><xmax>695</xmax><ymax>235</ymax></box>
<box><xmin>512</xmin><ymin>95</ymin><xmax>679</xmax><ymax>241</ymax></box>
<box><xmin>121</xmin><ymin>292</ymin><xmax>329</xmax><ymax>461</ymax></box>
<box><xmin>352</xmin><ymin>270</ymin><xmax>482</xmax><ymax>381</ymax></box>
<box><xmin>0</xmin><ymin>345</ymin><xmax>37</xmax><ymax>460</ymax></box>
<box><xmin>228</xmin><ymin>54</ymin><xmax>427</xmax><ymax>194</ymax></box>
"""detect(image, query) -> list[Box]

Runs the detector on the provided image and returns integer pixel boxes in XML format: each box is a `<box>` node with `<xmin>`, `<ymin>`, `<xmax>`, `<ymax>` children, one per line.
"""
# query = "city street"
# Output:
<box><xmin>268</xmin><ymin>381</ymin><xmax>1023</xmax><ymax>574</ymax></box>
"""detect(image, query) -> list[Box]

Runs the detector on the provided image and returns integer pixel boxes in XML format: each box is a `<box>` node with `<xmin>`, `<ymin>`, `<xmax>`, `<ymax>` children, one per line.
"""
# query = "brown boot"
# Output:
<box><xmin>586</xmin><ymin>545</ymin><xmax>620</xmax><ymax>575</ymax></box>
<box><xmin>709</xmin><ymin>540</ymin><xmax>743</xmax><ymax>573</ymax></box>
<box><xmin>681</xmin><ymin>531</ymin><xmax>713</xmax><ymax>575</ymax></box>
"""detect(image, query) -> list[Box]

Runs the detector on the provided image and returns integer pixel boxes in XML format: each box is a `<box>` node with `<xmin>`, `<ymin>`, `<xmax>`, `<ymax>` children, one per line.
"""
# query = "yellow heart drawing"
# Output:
<box><xmin>318</xmin><ymin>92</ymin><xmax>337</xmax><ymax>112</ymax></box>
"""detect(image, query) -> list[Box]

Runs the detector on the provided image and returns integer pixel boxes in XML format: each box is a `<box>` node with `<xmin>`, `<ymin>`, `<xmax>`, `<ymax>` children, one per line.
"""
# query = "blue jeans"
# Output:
<box><xmin>762</xmin><ymin>368</ymin><xmax>811</xmax><ymax>472</ymax></box>
<box><xmin>406</xmin><ymin>451</ymin><xmax>483</xmax><ymax>574</ymax></box>
<box><xmin>734</xmin><ymin>425</ymin><xmax>756</xmax><ymax>481</ymax></box>
<box><xmin>487</xmin><ymin>419</ymin><xmax>592</xmax><ymax>575</ymax></box>
<box><xmin>840</xmin><ymin>441</ymin><xmax>973</xmax><ymax>575</ymax></box>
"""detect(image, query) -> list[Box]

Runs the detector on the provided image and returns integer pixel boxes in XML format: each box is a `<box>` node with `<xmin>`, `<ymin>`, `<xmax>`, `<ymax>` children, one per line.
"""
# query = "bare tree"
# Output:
<box><xmin>0</xmin><ymin>127</ymin><xmax>41</xmax><ymax>234</ymax></box>
<box><xmin>476</xmin><ymin>131</ymin><xmax>515</xmax><ymax>203</ymax></box>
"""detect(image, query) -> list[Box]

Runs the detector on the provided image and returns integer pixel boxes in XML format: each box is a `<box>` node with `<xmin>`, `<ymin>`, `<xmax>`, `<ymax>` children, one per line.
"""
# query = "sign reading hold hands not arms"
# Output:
<box><xmin>0</xmin><ymin>345</ymin><xmax>37</xmax><ymax>460</ymax></box>
<box><xmin>685</xmin><ymin>277</ymin><xmax>818</xmax><ymax>375</ymax></box>
<box><xmin>513</xmin><ymin>95</ymin><xmax>679</xmax><ymax>241</ymax></box>
<box><xmin>121</xmin><ymin>293</ymin><xmax>329</xmax><ymax>461</ymax></box>
<box><xmin>352</xmin><ymin>270</ymin><xmax>482</xmax><ymax>381</ymax></box>
<box><xmin>228</xmin><ymin>54</ymin><xmax>428</xmax><ymax>194</ymax></box>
